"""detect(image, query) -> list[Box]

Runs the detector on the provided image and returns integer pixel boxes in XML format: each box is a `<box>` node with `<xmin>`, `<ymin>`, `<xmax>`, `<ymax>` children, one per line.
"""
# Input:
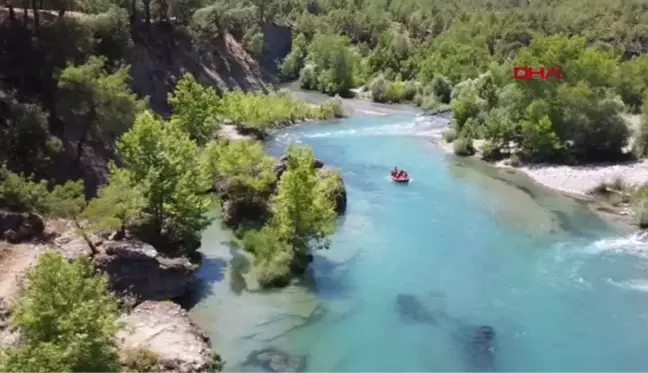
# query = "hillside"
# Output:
<box><xmin>0</xmin><ymin>7</ymin><xmax>276</xmax><ymax>195</ymax></box>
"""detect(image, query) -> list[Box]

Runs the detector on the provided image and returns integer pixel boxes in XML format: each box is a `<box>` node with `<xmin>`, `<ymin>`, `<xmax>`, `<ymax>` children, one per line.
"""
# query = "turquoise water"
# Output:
<box><xmin>191</xmin><ymin>110</ymin><xmax>648</xmax><ymax>372</ymax></box>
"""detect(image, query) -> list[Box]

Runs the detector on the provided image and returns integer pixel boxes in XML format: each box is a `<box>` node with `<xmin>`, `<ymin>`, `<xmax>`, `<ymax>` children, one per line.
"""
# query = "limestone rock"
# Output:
<box><xmin>118</xmin><ymin>301</ymin><xmax>219</xmax><ymax>373</ymax></box>
<box><xmin>93</xmin><ymin>240</ymin><xmax>198</xmax><ymax>302</ymax></box>
<box><xmin>0</xmin><ymin>211</ymin><xmax>44</xmax><ymax>243</ymax></box>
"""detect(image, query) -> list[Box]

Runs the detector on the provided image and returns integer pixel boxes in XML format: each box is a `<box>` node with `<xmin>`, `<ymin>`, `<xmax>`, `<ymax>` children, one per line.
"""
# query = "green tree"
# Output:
<box><xmin>84</xmin><ymin>164</ymin><xmax>146</xmax><ymax>236</ymax></box>
<box><xmin>56</xmin><ymin>56</ymin><xmax>146</xmax><ymax>166</ymax></box>
<box><xmin>0</xmin><ymin>251</ymin><xmax>121</xmax><ymax>372</ymax></box>
<box><xmin>168</xmin><ymin>73</ymin><xmax>221</xmax><ymax>145</ymax></box>
<box><xmin>202</xmin><ymin>140</ymin><xmax>276</xmax><ymax>202</ymax></box>
<box><xmin>117</xmin><ymin>111</ymin><xmax>212</xmax><ymax>253</ymax></box>
<box><xmin>303</xmin><ymin>34</ymin><xmax>355</xmax><ymax>95</ymax></box>
<box><xmin>269</xmin><ymin>144</ymin><xmax>336</xmax><ymax>273</ymax></box>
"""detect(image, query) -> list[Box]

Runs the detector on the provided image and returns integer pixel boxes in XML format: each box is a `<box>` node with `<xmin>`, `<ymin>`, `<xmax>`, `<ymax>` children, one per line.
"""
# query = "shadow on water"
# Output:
<box><xmin>182</xmin><ymin>240</ymin><xmax>252</xmax><ymax>309</ymax></box>
<box><xmin>180</xmin><ymin>256</ymin><xmax>227</xmax><ymax>309</ymax></box>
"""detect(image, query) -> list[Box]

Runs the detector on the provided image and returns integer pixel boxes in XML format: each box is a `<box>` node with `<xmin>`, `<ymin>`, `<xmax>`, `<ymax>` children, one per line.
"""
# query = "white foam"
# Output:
<box><xmin>606</xmin><ymin>278</ymin><xmax>648</xmax><ymax>292</ymax></box>
<box><xmin>582</xmin><ymin>232</ymin><xmax>648</xmax><ymax>258</ymax></box>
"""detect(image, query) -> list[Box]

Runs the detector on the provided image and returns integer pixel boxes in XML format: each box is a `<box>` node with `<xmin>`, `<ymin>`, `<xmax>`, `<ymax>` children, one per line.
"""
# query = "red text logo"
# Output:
<box><xmin>514</xmin><ymin>66</ymin><xmax>564</xmax><ymax>81</ymax></box>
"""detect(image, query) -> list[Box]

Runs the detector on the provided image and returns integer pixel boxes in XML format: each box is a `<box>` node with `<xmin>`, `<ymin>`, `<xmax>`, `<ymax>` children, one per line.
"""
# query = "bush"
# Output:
<box><xmin>370</xmin><ymin>75</ymin><xmax>389</xmax><ymax>103</ymax></box>
<box><xmin>0</xmin><ymin>168</ymin><xmax>50</xmax><ymax>212</ymax></box>
<box><xmin>442</xmin><ymin>128</ymin><xmax>458</xmax><ymax>143</ymax></box>
<box><xmin>121</xmin><ymin>348</ymin><xmax>159</xmax><ymax>372</ymax></box>
<box><xmin>0</xmin><ymin>251</ymin><xmax>122</xmax><ymax>372</ymax></box>
<box><xmin>453</xmin><ymin>136</ymin><xmax>475</xmax><ymax>156</ymax></box>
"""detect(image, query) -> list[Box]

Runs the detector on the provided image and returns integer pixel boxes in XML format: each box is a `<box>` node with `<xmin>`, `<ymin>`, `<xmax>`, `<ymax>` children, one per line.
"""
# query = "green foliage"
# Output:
<box><xmin>45</xmin><ymin>180</ymin><xmax>87</xmax><ymax>220</ymax></box>
<box><xmin>243</xmin><ymin>31</ymin><xmax>264</xmax><ymax>60</ymax></box>
<box><xmin>117</xmin><ymin>111</ymin><xmax>212</xmax><ymax>253</ymax></box>
<box><xmin>301</xmin><ymin>34</ymin><xmax>356</xmax><ymax>95</ymax></box>
<box><xmin>90</xmin><ymin>6</ymin><xmax>134</xmax><ymax>61</ymax></box>
<box><xmin>84</xmin><ymin>165</ymin><xmax>146</xmax><ymax>234</ymax></box>
<box><xmin>279</xmin><ymin>33</ymin><xmax>309</xmax><ymax>81</ymax></box>
<box><xmin>0</xmin><ymin>95</ymin><xmax>62</xmax><ymax>176</ymax></box>
<box><xmin>202</xmin><ymin>140</ymin><xmax>276</xmax><ymax>203</ymax></box>
<box><xmin>0</xmin><ymin>167</ymin><xmax>86</xmax><ymax>218</ymax></box>
<box><xmin>635</xmin><ymin>93</ymin><xmax>648</xmax><ymax>158</ymax></box>
<box><xmin>0</xmin><ymin>251</ymin><xmax>121</xmax><ymax>372</ymax></box>
<box><xmin>269</xmin><ymin>144</ymin><xmax>336</xmax><ymax>260</ymax></box>
<box><xmin>219</xmin><ymin>90</ymin><xmax>340</xmax><ymax>129</ymax></box>
<box><xmin>168</xmin><ymin>73</ymin><xmax>221</xmax><ymax>145</ymax></box>
<box><xmin>57</xmin><ymin>56</ymin><xmax>146</xmax><ymax>161</ymax></box>
<box><xmin>442</xmin><ymin>128</ymin><xmax>458</xmax><ymax>143</ymax></box>
<box><xmin>121</xmin><ymin>347</ymin><xmax>160</xmax><ymax>372</ymax></box>
<box><xmin>453</xmin><ymin>136</ymin><xmax>475</xmax><ymax>156</ymax></box>
<box><xmin>0</xmin><ymin>167</ymin><xmax>51</xmax><ymax>213</ymax></box>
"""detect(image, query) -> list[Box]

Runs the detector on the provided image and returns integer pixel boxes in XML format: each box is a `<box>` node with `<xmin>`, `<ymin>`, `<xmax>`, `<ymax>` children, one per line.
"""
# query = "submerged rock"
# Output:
<box><xmin>0</xmin><ymin>211</ymin><xmax>44</xmax><ymax>243</ymax></box>
<box><xmin>465</xmin><ymin>325</ymin><xmax>496</xmax><ymax>372</ymax></box>
<box><xmin>118</xmin><ymin>301</ymin><xmax>220</xmax><ymax>373</ymax></box>
<box><xmin>395</xmin><ymin>293</ymin><xmax>438</xmax><ymax>324</ymax></box>
<box><xmin>246</xmin><ymin>347</ymin><xmax>306</xmax><ymax>372</ymax></box>
<box><xmin>93</xmin><ymin>240</ymin><xmax>198</xmax><ymax>302</ymax></box>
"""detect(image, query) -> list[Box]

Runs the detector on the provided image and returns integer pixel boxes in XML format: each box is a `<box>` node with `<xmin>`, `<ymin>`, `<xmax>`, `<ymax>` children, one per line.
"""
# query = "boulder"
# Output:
<box><xmin>222</xmin><ymin>198</ymin><xmax>269</xmax><ymax>227</ymax></box>
<box><xmin>118</xmin><ymin>301</ymin><xmax>220</xmax><ymax>373</ymax></box>
<box><xmin>0</xmin><ymin>211</ymin><xmax>44</xmax><ymax>243</ymax></box>
<box><xmin>92</xmin><ymin>240</ymin><xmax>198</xmax><ymax>302</ymax></box>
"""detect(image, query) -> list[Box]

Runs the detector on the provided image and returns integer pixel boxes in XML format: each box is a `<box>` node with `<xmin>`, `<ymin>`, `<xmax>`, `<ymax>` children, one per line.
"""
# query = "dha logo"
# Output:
<box><xmin>514</xmin><ymin>66</ymin><xmax>564</xmax><ymax>80</ymax></box>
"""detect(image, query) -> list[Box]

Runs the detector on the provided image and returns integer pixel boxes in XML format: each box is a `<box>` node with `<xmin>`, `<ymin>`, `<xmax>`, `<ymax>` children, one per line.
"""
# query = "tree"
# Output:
<box><xmin>0</xmin><ymin>251</ymin><xmax>121</xmax><ymax>372</ymax></box>
<box><xmin>168</xmin><ymin>73</ymin><xmax>221</xmax><ymax>145</ymax></box>
<box><xmin>117</xmin><ymin>111</ymin><xmax>212</xmax><ymax>253</ymax></box>
<box><xmin>303</xmin><ymin>34</ymin><xmax>356</xmax><ymax>95</ymax></box>
<box><xmin>84</xmin><ymin>164</ymin><xmax>146</xmax><ymax>236</ymax></box>
<box><xmin>56</xmin><ymin>57</ymin><xmax>146</xmax><ymax>166</ymax></box>
<box><xmin>202</xmin><ymin>140</ymin><xmax>276</xmax><ymax>202</ymax></box>
<box><xmin>269</xmin><ymin>144</ymin><xmax>336</xmax><ymax>273</ymax></box>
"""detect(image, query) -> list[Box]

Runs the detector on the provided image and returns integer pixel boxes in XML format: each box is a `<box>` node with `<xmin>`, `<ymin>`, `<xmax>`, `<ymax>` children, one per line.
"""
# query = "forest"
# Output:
<box><xmin>1</xmin><ymin>0</ymin><xmax>648</xmax><ymax>370</ymax></box>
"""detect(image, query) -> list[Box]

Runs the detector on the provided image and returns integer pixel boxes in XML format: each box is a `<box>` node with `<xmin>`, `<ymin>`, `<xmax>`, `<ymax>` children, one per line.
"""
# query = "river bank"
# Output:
<box><xmin>433</xmin><ymin>138</ymin><xmax>647</xmax><ymax>227</ymax></box>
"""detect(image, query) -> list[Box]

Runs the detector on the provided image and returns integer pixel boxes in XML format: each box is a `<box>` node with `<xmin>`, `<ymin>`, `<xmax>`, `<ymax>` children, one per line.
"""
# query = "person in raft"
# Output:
<box><xmin>399</xmin><ymin>170</ymin><xmax>408</xmax><ymax>179</ymax></box>
<box><xmin>392</xmin><ymin>167</ymin><xmax>399</xmax><ymax>177</ymax></box>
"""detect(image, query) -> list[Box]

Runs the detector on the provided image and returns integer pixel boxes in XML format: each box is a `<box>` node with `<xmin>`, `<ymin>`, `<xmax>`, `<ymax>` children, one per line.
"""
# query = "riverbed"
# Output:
<box><xmin>190</xmin><ymin>106</ymin><xmax>648</xmax><ymax>371</ymax></box>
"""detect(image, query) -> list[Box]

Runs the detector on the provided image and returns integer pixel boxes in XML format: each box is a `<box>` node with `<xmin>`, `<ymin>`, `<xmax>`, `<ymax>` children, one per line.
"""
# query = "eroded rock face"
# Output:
<box><xmin>92</xmin><ymin>240</ymin><xmax>198</xmax><ymax>302</ymax></box>
<box><xmin>118</xmin><ymin>301</ymin><xmax>219</xmax><ymax>373</ymax></box>
<box><xmin>0</xmin><ymin>211</ymin><xmax>44</xmax><ymax>243</ymax></box>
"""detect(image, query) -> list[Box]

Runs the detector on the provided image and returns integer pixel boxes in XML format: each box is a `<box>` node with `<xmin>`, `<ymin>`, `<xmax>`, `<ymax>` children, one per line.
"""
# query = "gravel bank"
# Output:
<box><xmin>511</xmin><ymin>161</ymin><xmax>648</xmax><ymax>197</ymax></box>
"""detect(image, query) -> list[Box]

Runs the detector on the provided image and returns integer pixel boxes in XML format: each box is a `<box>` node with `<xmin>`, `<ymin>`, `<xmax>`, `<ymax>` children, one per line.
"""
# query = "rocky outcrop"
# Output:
<box><xmin>118</xmin><ymin>301</ymin><xmax>220</xmax><ymax>373</ymax></box>
<box><xmin>92</xmin><ymin>240</ymin><xmax>198</xmax><ymax>302</ymax></box>
<box><xmin>0</xmin><ymin>211</ymin><xmax>44</xmax><ymax>243</ymax></box>
<box><xmin>49</xmin><ymin>226</ymin><xmax>198</xmax><ymax>302</ymax></box>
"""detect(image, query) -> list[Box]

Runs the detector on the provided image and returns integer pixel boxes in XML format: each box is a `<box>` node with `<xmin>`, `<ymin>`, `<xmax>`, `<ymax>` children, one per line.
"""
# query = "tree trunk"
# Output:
<box><xmin>143</xmin><ymin>0</ymin><xmax>151</xmax><ymax>24</ymax></box>
<box><xmin>74</xmin><ymin>219</ymin><xmax>99</xmax><ymax>256</ymax></box>
<box><xmin>39</xmin><ymin>0</ymin><xmax>43</xmax><ymax>10</ymax></box>
<box><xmin>8</xmin><ymin>5</ymin><xmax>16</xmax><ymax>22</ymax></box>
<box><xmin>22</xmin><ymin>0</ymin><xmax>28</xmax><ymax>24</ymax></box>
<box><xmin>130</xmin><ymin>0</ymin><xmax>137</xmax><ymax>24</ymax></box>
<box><xmin>31</xmin><ymin>0</ymin><xmax>40</xmax><ymax>34</ymax></box>
<box><xmin>75</xmin><ymin>106</ymin><xmax>96</xmax><ymax>167</ymax></box>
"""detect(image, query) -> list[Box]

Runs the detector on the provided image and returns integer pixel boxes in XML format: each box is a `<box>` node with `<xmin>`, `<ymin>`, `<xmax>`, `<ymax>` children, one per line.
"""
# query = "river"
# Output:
<box><xmin>189</xmin><ymin>103</ymin><xmax>648</xmax><ymax>372</ymax></box>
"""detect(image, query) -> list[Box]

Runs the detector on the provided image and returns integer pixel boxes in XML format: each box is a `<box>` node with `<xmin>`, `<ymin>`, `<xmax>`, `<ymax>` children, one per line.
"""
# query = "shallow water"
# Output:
<box><xmin>190</xmin><ymin>109</ymin><xmax>648</xmax><ymax>372</ymax></box>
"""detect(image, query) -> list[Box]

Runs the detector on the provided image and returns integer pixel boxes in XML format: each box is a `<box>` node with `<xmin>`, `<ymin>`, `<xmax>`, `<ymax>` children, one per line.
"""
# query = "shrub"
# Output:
<box><xmin>442</xmin><ymin>128</ymin><xmax>458</xmax><ymax>143</ymax></box>
<box><xmin>370</xmin><ymin>75</ymin><xmax>389</xmax><ymax>103</ymax></box>
<box><xmin>121</xmin><ymin>348</ymin><xmax>159</xmax><ymax>372</ymax></box>
<box><xmin>453</xmin><ymin>136</ymin><xmax>475</xmax><ymax>156</ymax></box>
